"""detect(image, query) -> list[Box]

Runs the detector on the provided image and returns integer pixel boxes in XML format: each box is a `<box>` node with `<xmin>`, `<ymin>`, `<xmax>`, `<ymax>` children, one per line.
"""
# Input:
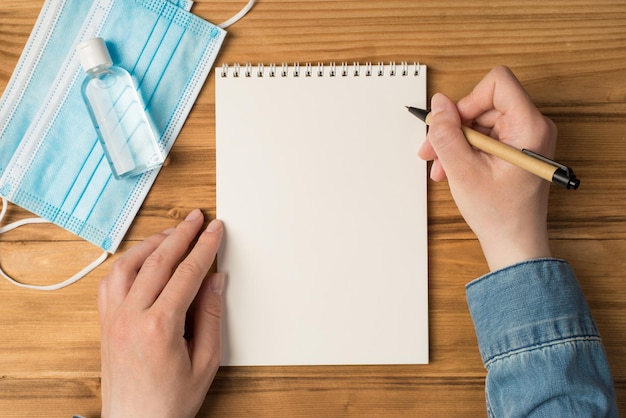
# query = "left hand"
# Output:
<box><xmin>98</xmin><ymin>209</ymin><xmax>224</xmax><ymax>418</ymax></box>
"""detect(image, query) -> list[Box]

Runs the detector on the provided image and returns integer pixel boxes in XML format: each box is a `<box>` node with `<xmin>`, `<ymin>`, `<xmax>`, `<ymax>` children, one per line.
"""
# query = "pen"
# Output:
<box><xmin>406</xmin><ymin>106</ymin><xmax>580</xmax><ymax>190</ymax></box>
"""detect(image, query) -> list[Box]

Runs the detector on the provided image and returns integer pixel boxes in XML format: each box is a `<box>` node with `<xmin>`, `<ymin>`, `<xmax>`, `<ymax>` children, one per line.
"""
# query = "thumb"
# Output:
<box><xmin>426</xmin><ymin>93</ymin><xmax>476</xmax><ymax>183</ymax></box>
<box><xmin>191</xmin><ymin>272</ymin><xmax>224</xmax><ymax>372</ymax></box>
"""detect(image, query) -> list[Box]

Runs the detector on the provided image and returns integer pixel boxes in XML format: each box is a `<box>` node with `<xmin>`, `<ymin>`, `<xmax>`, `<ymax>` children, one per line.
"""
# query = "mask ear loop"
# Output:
<box><xmin>0</xmin><ymin>197</ymin><xmax>108</xmax><ymax>291</ymax></box>
<box><xmin>218</xmin><ymin>0</ymin><xmax>256</xmax><ymax>29</ymax></box>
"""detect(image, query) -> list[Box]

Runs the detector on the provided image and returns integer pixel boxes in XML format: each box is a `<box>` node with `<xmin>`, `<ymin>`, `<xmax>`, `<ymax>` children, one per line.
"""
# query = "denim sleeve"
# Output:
<box><xmin>466</xmin><ymin>258</ymin><xmax>618</xmax><ymax>417</ymax></box>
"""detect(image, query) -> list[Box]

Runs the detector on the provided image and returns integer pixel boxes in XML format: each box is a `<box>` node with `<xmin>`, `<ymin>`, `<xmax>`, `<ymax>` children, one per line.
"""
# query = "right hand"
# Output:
<box><xmin>418</xmin><ymin>66</ymin><xmax>557</xmax><ymax>271</ymax></box>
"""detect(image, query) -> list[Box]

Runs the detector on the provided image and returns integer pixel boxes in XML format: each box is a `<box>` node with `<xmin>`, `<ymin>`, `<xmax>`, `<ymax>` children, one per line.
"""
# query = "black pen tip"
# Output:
<box><xmin>405</xmin><ymin>106</ymin><xmax>429</xmax><ymax>122</ymax></box>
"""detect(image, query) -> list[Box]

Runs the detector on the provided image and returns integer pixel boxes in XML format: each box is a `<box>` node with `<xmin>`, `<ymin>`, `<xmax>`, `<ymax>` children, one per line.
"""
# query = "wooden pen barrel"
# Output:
<box><xmin>461</xmin><ymin>126</ymin><xmax>557</xmax><ymax>182</ymax></box>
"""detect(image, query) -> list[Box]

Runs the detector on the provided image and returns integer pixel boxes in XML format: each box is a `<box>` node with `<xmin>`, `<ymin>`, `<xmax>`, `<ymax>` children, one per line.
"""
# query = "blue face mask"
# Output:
<box><xmin>0</xmin><ymin>0</ymin><xmax>254</xmax><ymax>290</ymax></box>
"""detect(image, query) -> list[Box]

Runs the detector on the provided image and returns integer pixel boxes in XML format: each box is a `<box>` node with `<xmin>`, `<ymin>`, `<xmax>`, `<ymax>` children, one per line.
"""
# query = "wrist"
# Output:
<box><xmin>478</xmin><ymin>228</ymin><xmax>551</xmax><ymax>272</ymax></box>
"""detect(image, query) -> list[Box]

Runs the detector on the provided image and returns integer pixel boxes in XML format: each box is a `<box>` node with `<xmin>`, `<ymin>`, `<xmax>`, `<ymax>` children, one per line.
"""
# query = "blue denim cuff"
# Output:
<box><xmin>466</xmin><ymin>258</ymin><xmax>600</xmax><ymax>368</ymax></box>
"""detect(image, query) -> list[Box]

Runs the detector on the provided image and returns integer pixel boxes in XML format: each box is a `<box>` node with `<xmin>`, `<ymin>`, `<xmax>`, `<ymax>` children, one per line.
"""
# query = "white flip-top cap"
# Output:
<box><xmin>76</xmin><ymin>37</ymin><xmax>113</xmax><ymax>72</ymax></box>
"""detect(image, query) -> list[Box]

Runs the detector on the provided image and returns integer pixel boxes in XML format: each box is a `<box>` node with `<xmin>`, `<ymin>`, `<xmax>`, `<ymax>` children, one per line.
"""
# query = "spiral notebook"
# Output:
<box><xmin>215</xmin><ymin>62</ymin><xmax>428</xmax><ymax>366</ymax></box>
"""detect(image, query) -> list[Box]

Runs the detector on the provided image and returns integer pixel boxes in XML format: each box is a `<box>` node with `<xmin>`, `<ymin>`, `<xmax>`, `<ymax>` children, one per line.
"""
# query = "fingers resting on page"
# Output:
<box><xmin>98</xmin><ymin>209</ymin><xmax>224</xmax><ymax>418</ymax></box>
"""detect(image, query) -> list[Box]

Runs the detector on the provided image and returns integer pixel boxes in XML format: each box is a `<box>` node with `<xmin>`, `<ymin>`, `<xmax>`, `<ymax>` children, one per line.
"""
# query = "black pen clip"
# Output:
<box><xmin>522</xmin><ymin>149</ymin><xmax>580</xmax><ymax>190</ymax></box>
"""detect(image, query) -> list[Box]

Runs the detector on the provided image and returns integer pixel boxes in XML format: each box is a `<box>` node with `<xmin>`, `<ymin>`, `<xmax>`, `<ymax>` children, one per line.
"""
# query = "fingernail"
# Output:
<box><xmin>162</xmin><ymin>227</ymin><xmax>175</xmax><ymax>235</ymax></box>
<box><xmin>205</xmin><ymin>219</ymin><xmax>222</xmax><ymax>233</ymax></box>
<box><xmin>417</xmin><ymin>139</ymin><xmax>429</xmax><ymax>158</ymax></box>
<box><xmin>210</xmin><ymin>273</ymin><xmax>225</xmax><ymax>295</ymax></box>
<box><xmin>185</xmin><ymin>208</ymin><xmax>202</xmax><ymax>221</ymax></box>
<box><xmin>430</xmin><ymin>93</ymin><xmax>447</xmax><ymax>114</ymax></box>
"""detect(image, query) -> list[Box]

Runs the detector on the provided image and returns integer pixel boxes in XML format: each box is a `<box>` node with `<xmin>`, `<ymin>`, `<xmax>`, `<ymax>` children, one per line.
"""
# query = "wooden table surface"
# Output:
<box><xmin>1</xmin><ymin>0</ymin><xmax>625</xmax><ymax>416</ymax></box>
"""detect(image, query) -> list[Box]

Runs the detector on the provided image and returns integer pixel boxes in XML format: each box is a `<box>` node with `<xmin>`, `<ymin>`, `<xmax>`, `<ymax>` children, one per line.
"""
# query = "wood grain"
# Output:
<box><xmin>1</xmin><ymin>0</ymin><xmax>625</xmax><ymax>416</ymax></box>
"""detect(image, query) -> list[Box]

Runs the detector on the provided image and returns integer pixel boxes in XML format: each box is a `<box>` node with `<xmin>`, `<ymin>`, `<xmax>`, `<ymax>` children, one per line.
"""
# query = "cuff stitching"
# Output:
<box><xmin>484</xmin><ymin>335</ymin><xmax>602</xmax><ymax>369</ymax></box>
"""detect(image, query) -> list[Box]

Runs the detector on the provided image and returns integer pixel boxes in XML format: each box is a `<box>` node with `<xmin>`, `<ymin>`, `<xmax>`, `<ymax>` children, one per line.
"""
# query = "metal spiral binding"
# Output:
<box><xmin>221</xmin><ymin>62</ymin><xmax>420</xmax><ymax>77</ymax></box>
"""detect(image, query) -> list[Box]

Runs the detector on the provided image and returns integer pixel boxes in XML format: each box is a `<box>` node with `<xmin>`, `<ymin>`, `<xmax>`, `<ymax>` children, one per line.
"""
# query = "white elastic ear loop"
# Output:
<box><xmin>0</xmin><ymin>197</ymin><xmax>108</xmax><ymax>291</ymax></box>
<box><xmin>218</xmin><ymin>0</ymin><xmax>256</xmax><ymax>29</ymax></box>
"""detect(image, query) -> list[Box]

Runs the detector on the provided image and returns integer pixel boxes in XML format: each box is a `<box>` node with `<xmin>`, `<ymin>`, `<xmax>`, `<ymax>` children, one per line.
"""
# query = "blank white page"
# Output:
<box><xmin>215</xmin><ymin>63</ymin><xmax>428</xmax><ymax>366</ymax></box>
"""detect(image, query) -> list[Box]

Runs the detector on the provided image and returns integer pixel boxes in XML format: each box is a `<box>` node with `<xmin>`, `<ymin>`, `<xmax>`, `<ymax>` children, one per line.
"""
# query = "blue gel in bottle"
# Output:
<box><xmin>77</xmin><ymin>37</ymin><xmax>163</xmax><ymax>179</ymax></box>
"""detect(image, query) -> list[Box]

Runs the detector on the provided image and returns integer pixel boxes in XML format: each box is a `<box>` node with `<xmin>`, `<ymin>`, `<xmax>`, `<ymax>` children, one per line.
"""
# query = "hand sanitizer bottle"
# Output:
<box><xmin>76</xmin><ymin>37</ymin><xmax>164</xmax><ymax>179</ymax></box>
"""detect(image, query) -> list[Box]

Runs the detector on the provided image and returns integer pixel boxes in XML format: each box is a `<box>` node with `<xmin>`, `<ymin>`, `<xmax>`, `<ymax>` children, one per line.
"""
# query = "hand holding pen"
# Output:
<box><xmin>417</xmin><ymin>66</ymin><xmax>556</xmax><ymax>271</ymax></box>
<box><xmin>408</xmin><ymin>106</ymin><xmax>579</xmax><ymax>190</ymax></box>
